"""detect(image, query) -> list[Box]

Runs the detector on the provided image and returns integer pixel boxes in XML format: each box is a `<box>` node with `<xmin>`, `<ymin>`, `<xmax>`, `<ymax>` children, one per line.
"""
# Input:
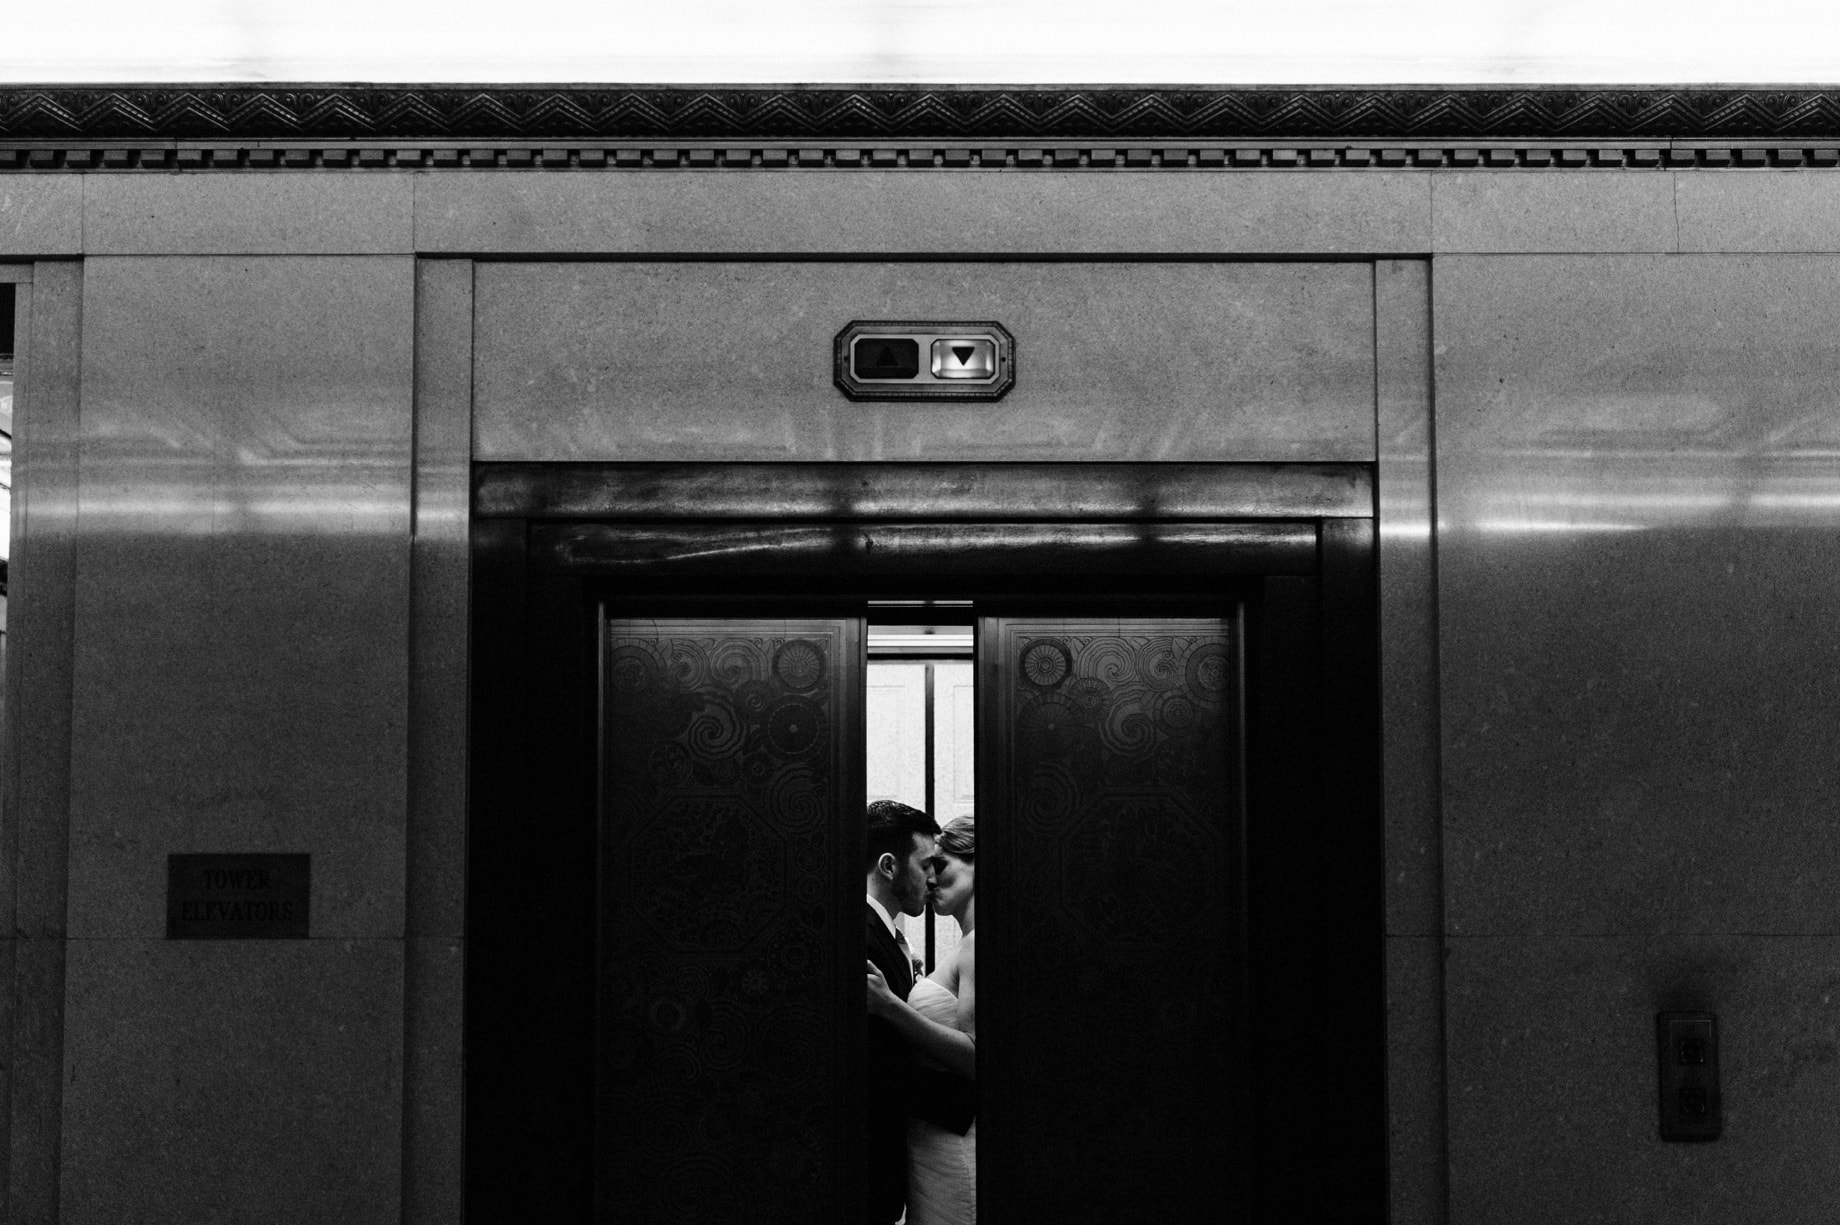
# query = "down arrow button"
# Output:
<box><xmin>931</xmin><ymin>337</ymin><xmax>995</xmax><ymax>379</ymax></box>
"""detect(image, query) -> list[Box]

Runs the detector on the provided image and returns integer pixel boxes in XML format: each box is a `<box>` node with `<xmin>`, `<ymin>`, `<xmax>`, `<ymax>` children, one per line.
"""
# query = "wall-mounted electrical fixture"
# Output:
<box><xmin>833</xmin><ymin>320</ymin><xmax>1015</xmax><ymax>401</ymax></box>
<box><xmin>1656</xmin><ymin>1011</ymin><xmax>1721</xmax><ymax>1141</ymax></box>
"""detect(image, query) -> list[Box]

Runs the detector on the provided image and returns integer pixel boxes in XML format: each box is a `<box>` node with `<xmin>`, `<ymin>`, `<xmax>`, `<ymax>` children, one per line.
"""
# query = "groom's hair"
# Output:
<box><xmin>865</xmin><ymin>800</ymin><xmax>939</xmax><ymax>872</ymax></box>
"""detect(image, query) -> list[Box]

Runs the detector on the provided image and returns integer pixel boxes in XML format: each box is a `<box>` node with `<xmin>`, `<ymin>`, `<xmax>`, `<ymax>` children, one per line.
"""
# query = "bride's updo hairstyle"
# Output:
<box><xmin>937</xmin><ymin>815</ymin><xmax>975</xmax><ymax>861</ymax></box>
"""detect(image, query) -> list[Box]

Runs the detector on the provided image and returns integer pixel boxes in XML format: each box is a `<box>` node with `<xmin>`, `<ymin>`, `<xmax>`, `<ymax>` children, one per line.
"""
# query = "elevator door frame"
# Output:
<box><xmin>465</xmin><ymin>462</ymin><xmax>1384</xmax><ymax>1223</ymax></box>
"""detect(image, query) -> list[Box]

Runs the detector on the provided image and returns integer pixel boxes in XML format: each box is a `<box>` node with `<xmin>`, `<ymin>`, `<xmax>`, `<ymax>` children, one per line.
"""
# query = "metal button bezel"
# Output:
<box><xmin>833</xmin><ymin>320</ymin><xmax>1016</xmax><ymax>401</ymax></box>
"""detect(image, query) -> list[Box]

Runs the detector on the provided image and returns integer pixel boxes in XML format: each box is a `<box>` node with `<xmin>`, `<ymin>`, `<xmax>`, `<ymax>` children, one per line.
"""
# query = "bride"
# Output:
<box><xmin>867</xmin><ymin>815</ymin><xmax>977</xmax><ymax>1225</ymax></box>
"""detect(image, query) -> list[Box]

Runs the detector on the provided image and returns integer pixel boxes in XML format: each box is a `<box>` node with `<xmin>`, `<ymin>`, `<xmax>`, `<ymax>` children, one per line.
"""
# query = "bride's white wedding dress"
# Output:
<box><xmin>904</xmin><ymin>977</ymin><xmax>976</xmax><ymax>1225</ymax></box>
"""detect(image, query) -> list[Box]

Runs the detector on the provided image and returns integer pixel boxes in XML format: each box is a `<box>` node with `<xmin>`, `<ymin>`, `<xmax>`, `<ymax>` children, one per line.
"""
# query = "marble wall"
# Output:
<box><xmin>58</xmin><ymin>256</ymin><xmax>414</xmax><ymax>1223</ymax></box>
<box><xmin>472</xmin><ymin>261</ymin><xmax>1377</xmax><ymax>463</ymax></box>
<box><xmin>1433</xmin><ymin>254</ymin><xmax>1840</xmax><ymax>1223</ymax></box>
<box><xmin>4</xmin><ymin>168</ymin><xmax>1840</xmax><ymax>1222</ymax></box>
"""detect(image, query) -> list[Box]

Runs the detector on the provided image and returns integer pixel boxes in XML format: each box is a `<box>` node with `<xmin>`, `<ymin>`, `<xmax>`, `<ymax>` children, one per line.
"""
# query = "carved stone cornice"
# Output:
<box><xmin>3</xmin><ymin>85</ymin><xmax>1839</xmax><ymax>169</ymax></box>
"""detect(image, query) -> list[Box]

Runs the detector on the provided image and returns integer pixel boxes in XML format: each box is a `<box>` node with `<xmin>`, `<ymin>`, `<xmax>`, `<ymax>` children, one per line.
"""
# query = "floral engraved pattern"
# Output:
<box><xmin>1018</xmin><ymin>628</ymin><xmax>1235</xmax><ymax>944</ymax></box>
<box><xmin>1021</xmin><ymin>639</ymin><xmax>1073</xmax><ymax>688</ymax></box>
<box><xmin>1010</xmin><ymin>628</ymin><xmax>1237</xmax><ymax>845</ymax></box>
<box><xmin>998</xmin><ymin>618</ymin><xmax>1242</xmax><ymax>1215</ymax></box>
<box><xmin>600</xmin><ymin>622</ymin><xmax>842</xmax><ymax>1223</ymax></box>
<box><xmin>772</xmin><ymin>639</ymin><xmax>825</xmax><ymax>691</ymax></box>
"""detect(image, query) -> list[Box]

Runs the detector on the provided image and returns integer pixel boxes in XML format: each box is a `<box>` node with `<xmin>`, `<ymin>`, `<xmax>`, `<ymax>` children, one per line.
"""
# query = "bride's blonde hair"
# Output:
<box><xmin>937</xmin><ymin>815</ymin><xmax>975</xmax><ymax>860</ymax></box>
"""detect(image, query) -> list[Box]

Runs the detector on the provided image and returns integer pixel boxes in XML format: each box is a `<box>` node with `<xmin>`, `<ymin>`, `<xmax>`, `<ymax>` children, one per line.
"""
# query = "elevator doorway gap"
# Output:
<box><xmin>867</xmin><ymin>621</ymin><xmax>975</xmax><ymax>972</ymax></box>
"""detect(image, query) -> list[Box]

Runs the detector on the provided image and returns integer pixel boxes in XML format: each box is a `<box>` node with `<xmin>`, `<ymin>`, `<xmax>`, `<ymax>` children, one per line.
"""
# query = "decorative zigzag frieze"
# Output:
<box><xmin>6</xmin><ymin>86</ymin><xmax>1840</xmax><ymax>143</ymax></box>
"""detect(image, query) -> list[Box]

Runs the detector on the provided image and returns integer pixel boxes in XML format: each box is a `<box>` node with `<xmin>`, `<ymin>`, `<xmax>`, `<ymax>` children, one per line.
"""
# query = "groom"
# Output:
<box><xmin>864</xmin><ymin>800</ymin><xmax>977</xmax><ymax>1224</ymax></box>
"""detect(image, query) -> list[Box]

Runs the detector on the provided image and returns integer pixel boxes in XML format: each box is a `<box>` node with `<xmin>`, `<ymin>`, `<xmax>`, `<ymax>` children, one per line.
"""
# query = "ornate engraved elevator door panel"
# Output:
<box><xmin>984</xmin><ymin>616</ymin><xmax>1246</xmax><ymax>1221</ymax></box>
<box><xmin>599</xmin><ymin>618</ymin><xmax>862</xmax><ymax>1224</ymax></box>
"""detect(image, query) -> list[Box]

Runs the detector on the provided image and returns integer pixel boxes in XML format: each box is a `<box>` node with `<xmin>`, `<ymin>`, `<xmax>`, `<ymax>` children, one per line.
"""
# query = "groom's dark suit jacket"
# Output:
<box><xmin>865</xmin><ymin>904</ymin><xmax>978</xmax><ymax>1224</ymax></box>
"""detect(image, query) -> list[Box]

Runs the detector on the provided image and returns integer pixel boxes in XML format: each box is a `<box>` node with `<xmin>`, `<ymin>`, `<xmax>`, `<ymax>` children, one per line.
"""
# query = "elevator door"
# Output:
<box><xmin>981</xmin><ymin>617</ymin><xmax>1245</xmax><ymax>1217</ymax></box>
<box><xmin>598</xmin><ymin>619</ymin><xmax>863</xmax><ymax>1222</ymax></box>
<box><xmin>466</xmin><ymin>463</ymin><xmax>1384</xmax><ymax>1224</ymax></box>
<box><xmin>590</xmin><ymin>613</ymin><xmax>1248</xmax><ymax>1223</ymax></box>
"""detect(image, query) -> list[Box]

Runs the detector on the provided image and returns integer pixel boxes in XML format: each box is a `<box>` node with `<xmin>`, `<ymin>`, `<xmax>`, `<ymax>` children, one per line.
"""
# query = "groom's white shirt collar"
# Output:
<box><xmin>865</xmin><ymin>893</ymin><xmax>898</xmax><ymax>939</ymax></box>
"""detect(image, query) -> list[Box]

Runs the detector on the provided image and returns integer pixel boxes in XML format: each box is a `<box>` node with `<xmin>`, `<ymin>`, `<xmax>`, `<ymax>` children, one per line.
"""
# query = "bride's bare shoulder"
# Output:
<box><xmin>927</xmin><ymin>934</ymin><xmax>975</xmax><ymax>991</ymax></box>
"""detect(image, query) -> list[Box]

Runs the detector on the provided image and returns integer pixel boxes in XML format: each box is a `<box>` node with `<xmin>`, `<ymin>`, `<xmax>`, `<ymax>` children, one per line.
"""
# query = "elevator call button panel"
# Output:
<box><xmin>1657</xmin><ymin>1011</ymin><xmax>1722</xmax><ymax>1141</ymax></box>
<box><xmin>834</xmin><ymin>320</ymin><xmax>1015</xmax><ymax>401</ymax></box>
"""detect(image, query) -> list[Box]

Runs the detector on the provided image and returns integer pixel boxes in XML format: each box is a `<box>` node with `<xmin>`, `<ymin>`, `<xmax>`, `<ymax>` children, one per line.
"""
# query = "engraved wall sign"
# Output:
<box><xmin>166</xmin><ymin>853</ymin><xmax>311</xmax><ymax>939</ymax></box>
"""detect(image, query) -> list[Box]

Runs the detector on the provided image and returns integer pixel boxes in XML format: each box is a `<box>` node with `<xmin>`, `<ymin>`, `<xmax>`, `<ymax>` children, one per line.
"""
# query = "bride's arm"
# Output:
<box><xmin>866</xmin><ymin>961</ymin><xmax>975</xmax><ymax>1079</ymax></box>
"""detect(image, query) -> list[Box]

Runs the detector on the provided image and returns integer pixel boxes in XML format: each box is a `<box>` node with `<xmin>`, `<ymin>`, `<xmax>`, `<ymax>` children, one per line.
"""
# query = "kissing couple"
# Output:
<box><xmin>864</xmin><ymin>800</ymin><xmax>978</xmax><ymax>1225</ymax></box>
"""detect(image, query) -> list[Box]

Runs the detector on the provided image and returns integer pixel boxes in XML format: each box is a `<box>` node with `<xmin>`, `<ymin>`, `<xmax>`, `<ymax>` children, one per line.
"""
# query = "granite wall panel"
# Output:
<box><xmin>85</xmin><ymin>174</ymin><xmax>413</xmax><ymax>255</ymax></box>
<box><xmin>1447</xmin><ymin>936</ymin><xmax>1840</xmax><ymax>1225</ymax></box>
<box><xmin>65</xmin><ymin>256</ymin><xmax>414</xmax><ymax>943</ymax></box>
<box><xmin>416</xmin><ymin>170</ymin><xmax>1429</xmax><ymax>254</ymax></box>
<box><xmin>1676</xmin><ymin>172</ymin><xmax>1840</xmax><ymax>253</ymax></box>
<box><xmin>1431</xmin><ymin>172</ymin><xmax>1678</xmax><ymax>253</ymax></box>
<box><xmin>4</xmin><ymin>265</ymin><xmax>83</xmax><ymax>1224</ymax></box>
<box><xmin>474</xmin><ymin>261</ymin><xmax>1377</xmax><ymax>462</ymax></box>
<box><xmin>403</xmin><ymin>258</ymin><xmax>471</xmax><ymax>1225</ymax></box>
<box><xmin>1387</xmin><ymin>935</ymin><xmax>1447</xmax><ymax>1225</ymax></box>
<box><xmin>1434</xmin><ymin>254</ymin><xmax>1840</xmax><ymax>937</ymax></box>
<box><xmin>52</xmin><ymin>253</ymin><xmax>414</xmax><ymax>1220</ymax></box>
<box><xmin>1435</xmin><ymin>252</ymin><xmax>1840</xmax><ymax>1222</ymax></box>
<box><xmin>1376</xmin><ymin>260</ymin><xmax>1448</xmax><ymax>1222</ymax></box>
<box><xmin>0</xmin><ymin>179</ymin><xmax>81</xmax><ymax>256</ymax></box>
<box><xmin>58</xmin><ymin>939</ymin><xmax>404</xmax><ymax>1225</ymax></box>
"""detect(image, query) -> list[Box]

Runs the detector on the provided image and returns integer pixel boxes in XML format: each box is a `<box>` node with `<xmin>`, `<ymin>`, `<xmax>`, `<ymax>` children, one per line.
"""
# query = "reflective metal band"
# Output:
<box><xmin>475</xmin><ymin>462</ymin><xmax>1374</xmax><ymax>522</ymax></box>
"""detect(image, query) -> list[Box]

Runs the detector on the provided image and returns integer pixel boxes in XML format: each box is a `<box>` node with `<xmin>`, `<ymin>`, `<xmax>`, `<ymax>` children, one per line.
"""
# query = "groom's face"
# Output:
<box><xmin>891</xmin><ymin>833</ymin><xmax>939</xmax><ymax>918</ymax></box>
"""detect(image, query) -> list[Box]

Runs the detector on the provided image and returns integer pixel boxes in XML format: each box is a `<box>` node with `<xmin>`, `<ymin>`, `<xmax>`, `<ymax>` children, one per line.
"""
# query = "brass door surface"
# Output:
<box><xmin>598</xmin><ymin>619</ymin><xmax>863</xmax><ymax>1223</ymax></box>
<box><xmin>981</xmin><ymin>617</ymin><xmax>1246</xmax><ymax>1219</ymax></box>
